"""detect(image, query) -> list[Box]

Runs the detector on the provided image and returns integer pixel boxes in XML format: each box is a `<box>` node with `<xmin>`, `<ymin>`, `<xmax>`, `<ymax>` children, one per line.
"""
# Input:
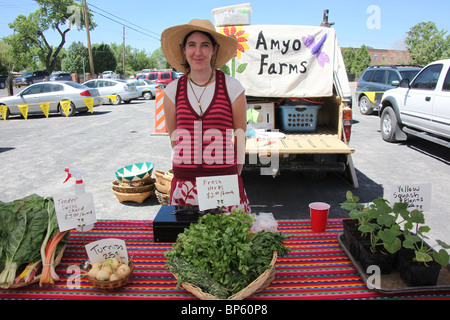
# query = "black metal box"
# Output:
<box><xmin>152</xmin><ymin>205</ymin><xmax>202</xmax><ymax>242</ymax></box>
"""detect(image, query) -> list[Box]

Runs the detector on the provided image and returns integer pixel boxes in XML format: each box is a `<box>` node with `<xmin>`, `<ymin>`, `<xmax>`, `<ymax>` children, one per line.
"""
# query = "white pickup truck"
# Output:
<box><xmin>218</xmin><ymin>16</ymin><xmax>357</xmax><ymax>187</ymax></box>
<box><xmin>379</xmin><ymin>59</ymin><xmax>450</xmax><ymax>148</ymax></box>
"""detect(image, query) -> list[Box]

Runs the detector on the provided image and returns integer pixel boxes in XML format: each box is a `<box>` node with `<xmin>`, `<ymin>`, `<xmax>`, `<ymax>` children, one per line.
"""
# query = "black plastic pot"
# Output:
<box><xmin>397</xmin><ymin>247</ymin><xmax>442</xmax><ymax>287</ymax></box>
<box><xmin>359</xmin><ymin>243</ymin><xmax>397</xmax><ymax>275</ymax></box>
<box><xmin>342</xmin><ymin>219</ymin><xmax>370</xmax><ymax>260</ymax></box>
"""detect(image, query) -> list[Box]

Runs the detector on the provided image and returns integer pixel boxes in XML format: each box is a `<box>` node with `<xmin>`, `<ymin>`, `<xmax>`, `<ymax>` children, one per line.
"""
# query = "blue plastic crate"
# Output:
<box><xmin>279</xmin><ymin>104</ymin><xmax>321</xmax><ymax>132</ymax></box>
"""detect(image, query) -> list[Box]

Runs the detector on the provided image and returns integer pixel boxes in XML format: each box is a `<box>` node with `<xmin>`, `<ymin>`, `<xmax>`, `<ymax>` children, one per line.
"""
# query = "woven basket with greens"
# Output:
<box><xmin>165</xmin><ymin>210</ymin><xmax>290</xmax><ymax>299</ymax></box>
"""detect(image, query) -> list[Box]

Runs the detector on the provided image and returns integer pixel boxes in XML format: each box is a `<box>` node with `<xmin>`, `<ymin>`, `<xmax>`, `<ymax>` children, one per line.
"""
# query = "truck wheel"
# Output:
<box><xmin>380</xmin><ymin>107</ymin><xmax>398</xmax><ymax>142</ymax></box>
<box><xmin>359</xmin><ymin>96</ymin><xmax>373</xmax><ymax>115</ymax></box>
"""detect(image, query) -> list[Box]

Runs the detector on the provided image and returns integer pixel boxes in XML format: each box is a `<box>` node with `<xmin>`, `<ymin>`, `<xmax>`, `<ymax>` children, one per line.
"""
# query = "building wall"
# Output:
<box><xmin>368</xmin><ymin>49</ymin><xmax>411</xmax><ymax>65</ymax></box>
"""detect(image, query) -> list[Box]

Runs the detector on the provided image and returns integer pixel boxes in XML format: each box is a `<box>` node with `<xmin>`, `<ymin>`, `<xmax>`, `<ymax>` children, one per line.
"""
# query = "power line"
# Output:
<box><xmin>87</xmin><ymin>2</ymin><xmax>159</xmax><ymax>37</ymax></box>
<box><xmin>86</xmin><ymin>2</ymin><xmax>160</xmax><ymax>42</ymax></box>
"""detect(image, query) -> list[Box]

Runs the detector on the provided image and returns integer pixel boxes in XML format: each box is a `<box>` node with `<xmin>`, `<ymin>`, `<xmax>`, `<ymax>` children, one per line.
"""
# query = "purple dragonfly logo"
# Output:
<box><xmin>302</xmin><ymin>33</ymin><xmax>330</xmax><ymax>68</ymax></box>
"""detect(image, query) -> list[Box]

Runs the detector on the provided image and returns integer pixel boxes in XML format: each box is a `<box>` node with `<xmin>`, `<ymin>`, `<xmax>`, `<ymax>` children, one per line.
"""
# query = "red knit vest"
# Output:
<box><xmin>172</xmin><ymin>70</ymin><xmax>237</xmax><ymax>180</ymax></box>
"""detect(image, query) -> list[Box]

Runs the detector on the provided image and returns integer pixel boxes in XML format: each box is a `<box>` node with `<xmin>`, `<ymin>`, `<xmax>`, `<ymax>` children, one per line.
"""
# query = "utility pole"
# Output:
<box><xmin>83</xmin><ymin>0</ymin><xmax>95</xmax><ymax>78</ymax></box>
<box><xmin>123</xmin><ymin>26</ymin><xmax>125</xmax><ymax>78</ymax></box>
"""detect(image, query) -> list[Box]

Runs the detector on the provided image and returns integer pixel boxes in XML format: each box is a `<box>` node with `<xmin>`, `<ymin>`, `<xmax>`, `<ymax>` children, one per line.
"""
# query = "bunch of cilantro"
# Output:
<box><xmin>165</xmin><ymin>210</ymin><xmax>290</xmax><ymax>299</ymax></box>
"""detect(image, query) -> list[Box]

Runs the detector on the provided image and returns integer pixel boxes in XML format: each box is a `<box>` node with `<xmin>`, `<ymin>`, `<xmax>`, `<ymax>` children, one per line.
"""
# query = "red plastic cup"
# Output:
<box><xmin>309</xmin><ymin>202</ymin><xmax>330</xmax><ymax>232</ymax></box>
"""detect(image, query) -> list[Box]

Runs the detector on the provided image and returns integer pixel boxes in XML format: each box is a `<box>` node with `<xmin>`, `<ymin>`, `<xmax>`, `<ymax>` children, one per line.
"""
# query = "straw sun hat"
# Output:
<box><xmin>161</xmin><ymin>19</ymin><xmax>238</xmax><ymax>73</ymax></box>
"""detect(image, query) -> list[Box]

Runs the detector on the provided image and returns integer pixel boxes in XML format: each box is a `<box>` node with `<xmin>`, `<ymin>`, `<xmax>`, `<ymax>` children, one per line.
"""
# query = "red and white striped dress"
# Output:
<box><xmin>170</xmin><ymin>70</ymin><xmax>251</xmax><ymax>213</ymax></box>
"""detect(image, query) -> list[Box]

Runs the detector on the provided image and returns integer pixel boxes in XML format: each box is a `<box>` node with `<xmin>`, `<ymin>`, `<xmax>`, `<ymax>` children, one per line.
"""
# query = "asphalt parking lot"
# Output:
<box><xmin>1</xmin><ymin>85</ymin><xmax>449</xmax><ymax>246</ymax></box>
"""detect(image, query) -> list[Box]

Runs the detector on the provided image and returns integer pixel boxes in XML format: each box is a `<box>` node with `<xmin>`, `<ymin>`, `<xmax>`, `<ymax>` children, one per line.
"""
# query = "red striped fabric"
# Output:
<box><xmin>172</xmin><ymin>71</ymin><xmax>237</xmax><ymax>179</ymax></box>
<box><xmin>1</xmin><ymin>219</ymin><xmax>450</xmax><ymax>300</ymax></box>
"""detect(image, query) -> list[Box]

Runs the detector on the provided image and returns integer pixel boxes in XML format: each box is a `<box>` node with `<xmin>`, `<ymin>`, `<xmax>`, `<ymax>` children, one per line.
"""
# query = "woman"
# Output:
<box><xmin>161</xmin><ymin>19</ymin><xmax>250</xmax><ymax>213</ymax></box>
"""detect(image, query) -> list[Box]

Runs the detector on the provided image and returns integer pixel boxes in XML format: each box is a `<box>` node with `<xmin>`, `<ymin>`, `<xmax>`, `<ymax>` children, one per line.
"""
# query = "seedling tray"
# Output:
<box><xmin>338</xmin><ymin>234</ymin><xmax>450</xmax><ymax>294</ymax></box>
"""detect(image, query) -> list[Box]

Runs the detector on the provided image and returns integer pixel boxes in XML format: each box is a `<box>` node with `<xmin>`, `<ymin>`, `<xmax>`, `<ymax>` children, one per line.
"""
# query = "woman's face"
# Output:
<box><xmin>184</xmin><ymin>31</ymin><xmax>217</xmax><ymax>72</ymax></box>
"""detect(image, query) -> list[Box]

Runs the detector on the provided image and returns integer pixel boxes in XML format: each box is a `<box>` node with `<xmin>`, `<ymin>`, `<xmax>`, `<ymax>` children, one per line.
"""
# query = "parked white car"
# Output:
<box><xmin>127</xmin><ymin>79</ymin><xmax>163</xmax><ymax>100</ymax></box>
<box><xmin>83</xmin><ymin>79</ymin><xmax>139</xmax><ymax>104</ymax></box>
<box><xmin>379</xmin><ymin>59</ymin><xmax>450</xmax><ymax>148</ymax></box>
<box><xmin>102</xmin><ymin>71</ymin><xmax>119</xmax><ymax>79</ymax></box>
<box><xmin>0</xmin><ymin>81</ymin><xmax>102</xmax><ymax>118</ymax></box>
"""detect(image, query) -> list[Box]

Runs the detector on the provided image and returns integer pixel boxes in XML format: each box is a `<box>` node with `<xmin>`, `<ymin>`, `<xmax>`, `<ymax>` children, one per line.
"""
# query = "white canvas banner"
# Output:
<box><xmin>217</xmin><ymin>25</ymin><xmax>338</xmax><ymax>98</ymax></box>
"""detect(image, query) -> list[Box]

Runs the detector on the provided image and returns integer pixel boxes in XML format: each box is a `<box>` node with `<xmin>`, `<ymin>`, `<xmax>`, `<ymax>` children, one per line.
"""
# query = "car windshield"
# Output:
<box><xmin>22</xmin><ymin>71</ymin><xmax>33</xmax><ymax>77</ymax></box>
<box><xmin>400</xmin><ymin>70</ymin><xmax>421</xmax><ymax>81</ymax></box>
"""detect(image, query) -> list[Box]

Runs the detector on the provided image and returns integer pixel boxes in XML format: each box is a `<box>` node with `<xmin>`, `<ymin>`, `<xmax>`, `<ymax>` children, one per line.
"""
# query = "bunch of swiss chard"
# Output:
<box><xmin>165</xmin><ymin>210</ymin><xmax>290</xmax><ymax>299</ymax></box>
<box><xmin>0</xmin><ymin>194</ymin><xmax>69</xmax><ymax>289</ymax></box>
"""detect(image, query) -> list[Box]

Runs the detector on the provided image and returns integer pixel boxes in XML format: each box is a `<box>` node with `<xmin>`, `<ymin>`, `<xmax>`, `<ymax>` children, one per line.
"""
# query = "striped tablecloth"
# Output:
<box><xmin>1</xmin><ymin>219</ymin><xmax>450</xmax><ymax>300</ymax></box>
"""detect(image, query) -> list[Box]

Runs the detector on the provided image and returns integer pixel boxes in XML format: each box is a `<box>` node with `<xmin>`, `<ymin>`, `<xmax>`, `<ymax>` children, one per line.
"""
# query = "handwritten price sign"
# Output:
<box><xmin>85</xmin><ymin>239</ymin><xmax>129</xmax><ymax>264</ymax></box>
<box><xmin>386</xmin><ymin>183</ymin><xmax>432</xmax><ymax>211</ymax></box>
<box><xmin>54</xmin><ymin>193</ymin><xmax>97</xmax><ymax>232</ymax></box>
<box><xmin>196</xmin><ymin>174</ymin><xmax>240</xmax><ymax>211</ymax></box>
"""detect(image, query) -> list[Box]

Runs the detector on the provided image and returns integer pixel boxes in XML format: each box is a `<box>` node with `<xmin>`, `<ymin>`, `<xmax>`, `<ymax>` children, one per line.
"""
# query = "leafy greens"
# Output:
<box><xmin>165</xmin><ymin>210</ymin><xmax>290</xmax><ymax>298</ymax></box>
<box><xmin>0</xmin><ymin>194</ymin><xmax>64</xmax><ymax>288</ymax></box>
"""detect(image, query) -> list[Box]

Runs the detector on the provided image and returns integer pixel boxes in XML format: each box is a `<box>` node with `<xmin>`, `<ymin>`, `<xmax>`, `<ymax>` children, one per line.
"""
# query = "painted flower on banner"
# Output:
<box><xmin>219</xmin><ymin>26</ymin><xmax>250</xmax><ymax>77</ymax></box>
<box><xmin>221</xmin><ymin>26</ymin><xmax>250</xmax><ymax>58</ymax></box>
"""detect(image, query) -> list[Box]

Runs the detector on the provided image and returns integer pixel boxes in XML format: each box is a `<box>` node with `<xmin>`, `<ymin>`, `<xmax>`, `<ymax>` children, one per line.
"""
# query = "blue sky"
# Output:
<box><xmin>1</xmin><ymin>0</ymin><xmax>450</xmax><ymax>55</ymax></box>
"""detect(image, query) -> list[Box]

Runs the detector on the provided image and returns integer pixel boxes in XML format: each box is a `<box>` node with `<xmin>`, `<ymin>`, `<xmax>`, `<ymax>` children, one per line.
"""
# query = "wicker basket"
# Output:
<box><xmin>112</xmin><ymin>179</ymin><xmax>154</xmax><ymax>194</ymax></box>
<box><xmin>174</xmin><ymin>251</ymin><xmax>277</xmax><ymax>300</ymax></box>
<box><xmin>155</xmin><ymin>189</ymin><xmax>171</xmax><ymax>205</ymax></box>
<box><xmin>154</xmin><ymin>170</ymin><xmax>173</xmax><ymax>190</ymax></box>
<box><xmin>117</xmin><ymin>175</ymin><xmax>154</xmax><ymax>187</ymax></box>
<box><xmin>9</xmin><ymin>244</ymin><xmax>67</xmax><ymax>289</ymax></box>
<box><xmin>155</xmin><ymin>182</ymin><xmax>171</xmax><ymax>194</ymax></box>
<box><xmin>111</xmin><ymin>185</ymin><xmax>154</xmax><ymax>204</ymax></box>
<box><xmin>86</xmin><ymin>261</ymin><xmax>134</xmax><ymax>292</ymax></box>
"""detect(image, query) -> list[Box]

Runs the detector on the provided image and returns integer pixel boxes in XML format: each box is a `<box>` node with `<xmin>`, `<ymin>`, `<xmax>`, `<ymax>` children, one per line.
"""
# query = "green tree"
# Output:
<box><xmin>405</xmin><ymin>21</ymin><xmax>450</xmax><ymax>66</ymax></box>
<box><xmin>0</xmin><ymin>41</ymin><xmax>11</xmax><ymax>75</ymax></box>
<box><xmin>354</xmin><ymin>45</ymin><xmax>371</xmax><ymax>74</ymax></box>
<box><xmin>92</xmin><ymin>43</ymin><xmax>116</xmax><ymax>74</ymax></box>
<box><xmin>342</xmin><ymin>47</ymin><xmax>356</xmax><ymax>74</ymax></box>
<box><xmin>109</xmin><ymin>43</ymin><xmax>154</xmax><ymax>75</ymax></box>
<box><xmin>151</xmin><ymin>48</ymin><xmax>170</xmax><ymax>70</ymax></box>
<box><xmin>62</xmin><ymin>41</ymin><xmax>88</xmax><ymax>74</ymax></box>
<box><xmin>341</xmin><ymin>46</ymin><xmax>371</xmax><ymax>80</ymax></box>
<box><xmin>3</xmin><ymin>0</ymin><xmax>96</xmax><ymax>73</ymax></box>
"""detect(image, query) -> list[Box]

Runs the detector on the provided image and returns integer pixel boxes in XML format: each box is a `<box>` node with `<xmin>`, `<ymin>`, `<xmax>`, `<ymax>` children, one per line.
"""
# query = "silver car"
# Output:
<box><xmin>0</xmin><ymin>81</ymin><xmax>102</xmax><ymax>119</ymax></box>
<box><xmin>83</xmin><ymin>79</ymin><xmax>139</xmax><ymax>104</ymax></box>
<box><xmin>127</xmin><ymin>79</ymin><xmax>163</xmax><ymax>100</ymax></box>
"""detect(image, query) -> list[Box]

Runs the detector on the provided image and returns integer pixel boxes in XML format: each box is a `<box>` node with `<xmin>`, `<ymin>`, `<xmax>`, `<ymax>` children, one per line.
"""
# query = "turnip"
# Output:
<box><xmin>109</xmin><ymin>273</ymin><xmax>120</xmax><ymax>281</ymax></box>
<box><xmin>116</xmin><ymin>264</ymin><xmax>131</xmax><ymax>278</ymax></box>
<box><xmin>95</xmin><ymin>269</ymin><xmax>111</xmax><ymax>281</ymax></box>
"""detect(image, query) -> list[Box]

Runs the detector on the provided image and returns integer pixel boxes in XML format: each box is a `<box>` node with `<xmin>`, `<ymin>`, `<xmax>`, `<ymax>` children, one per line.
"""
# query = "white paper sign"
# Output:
<box><xmin>386</xmin><ymin>183</ymin><xmax>432</xmax><ymax>211</ymax></box>
<box><xmin>196</xmin><ymin>174</ymin><xmax>240</xmax><ymax>211</ymax></box>
<box><xmin>85</xmin><ymin>239</ymin><xmax>128</xmax><ymax>264</ymax></box>
<box><xmin>217</xmin><ymin>25</ymin><xmax>338</xmax><ymax>98</ymax></box>
<box><xmin>54</xmin><ymin>193</ymin><xmax>96</xmax><ymax>232</ymax></box>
